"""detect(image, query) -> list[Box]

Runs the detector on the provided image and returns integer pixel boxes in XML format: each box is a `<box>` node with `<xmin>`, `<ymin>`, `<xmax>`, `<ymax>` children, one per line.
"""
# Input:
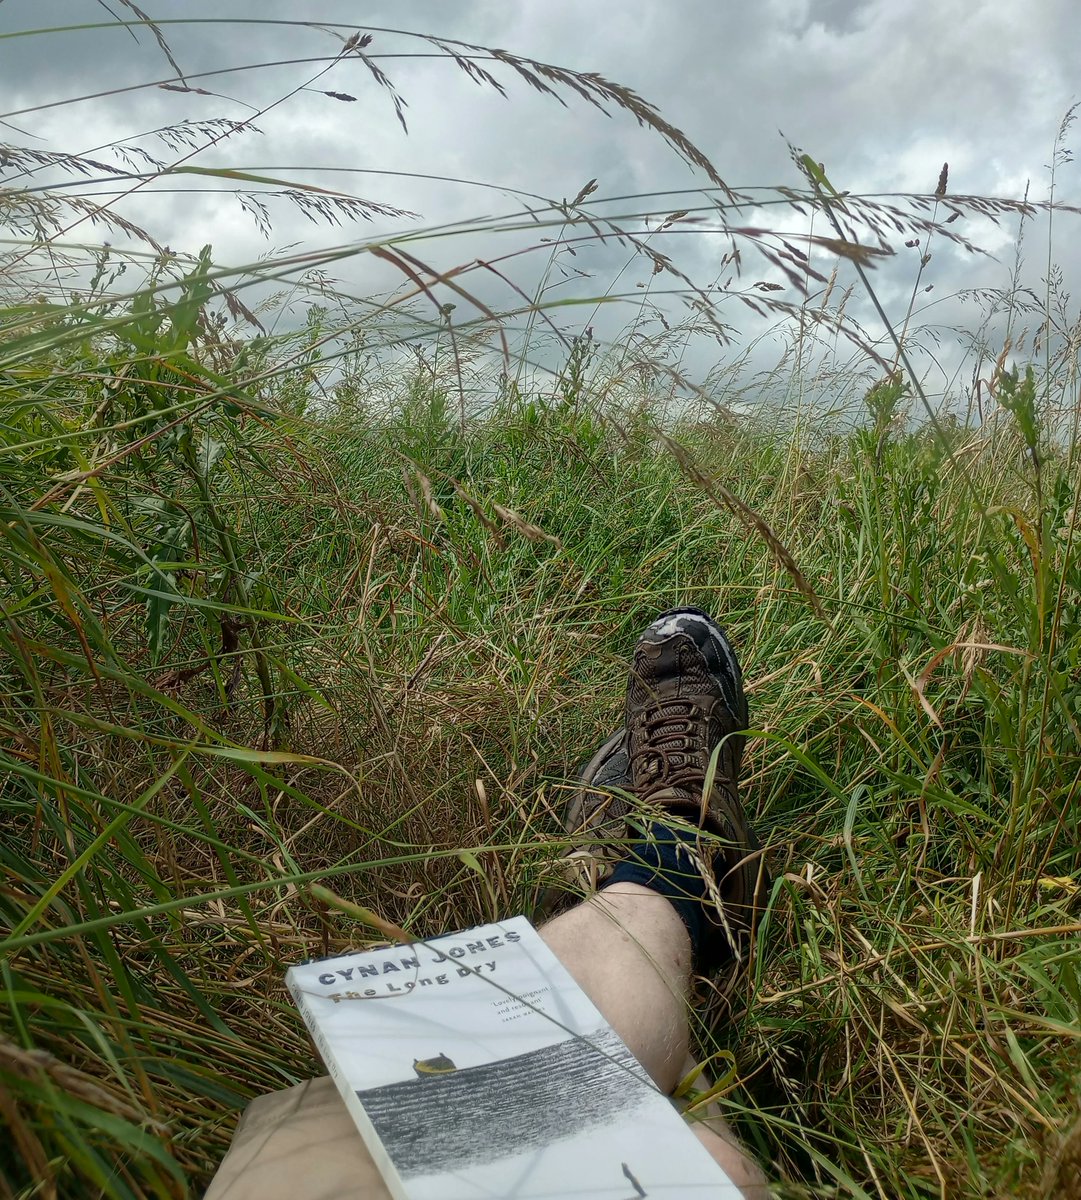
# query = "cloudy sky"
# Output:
<box><xmin>3</xmin><ymin>0</ymin><xmax>1079</xmax><ymax>407</ymax></box>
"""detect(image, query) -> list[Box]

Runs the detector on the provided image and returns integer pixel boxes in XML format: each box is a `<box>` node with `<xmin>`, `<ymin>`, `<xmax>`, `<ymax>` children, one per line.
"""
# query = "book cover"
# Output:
<box><xmin>286</xmin><ymin>915</ymin><xmax>742</xmax><ymax>1199</ymax></box>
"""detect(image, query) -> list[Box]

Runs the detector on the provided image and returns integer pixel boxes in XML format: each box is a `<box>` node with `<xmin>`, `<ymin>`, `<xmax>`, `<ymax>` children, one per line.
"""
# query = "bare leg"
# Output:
<box><xmin>540</xmin><ymin>882</ymin><xmax>769</xmax><ymax>1199</ymax></box>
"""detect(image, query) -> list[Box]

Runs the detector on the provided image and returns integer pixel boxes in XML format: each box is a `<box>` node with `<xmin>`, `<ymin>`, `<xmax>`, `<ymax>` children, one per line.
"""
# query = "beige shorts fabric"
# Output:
<box><xmin>204</xmin><ymin>1077</ymin><xmax>390</xmax><ymax>1200</ymax></box>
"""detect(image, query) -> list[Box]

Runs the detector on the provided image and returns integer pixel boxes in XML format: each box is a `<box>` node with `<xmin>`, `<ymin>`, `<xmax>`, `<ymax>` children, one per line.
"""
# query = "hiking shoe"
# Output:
<box><xmin>624</xmin><ymin>606</ymin><xmax>767</xmax><ymax>968</ymax></box>
<box><xmin>563</xmin><ymin>607</ymin><xmax>768</xmax><ymax>969</ymax></box>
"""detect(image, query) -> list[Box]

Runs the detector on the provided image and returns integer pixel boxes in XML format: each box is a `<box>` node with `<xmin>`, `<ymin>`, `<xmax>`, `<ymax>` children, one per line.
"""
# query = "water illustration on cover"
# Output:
<box><xmin>357</xmin><ymin>1025</ymin><xmax>650</xmax><ymax>1183</ymax></box>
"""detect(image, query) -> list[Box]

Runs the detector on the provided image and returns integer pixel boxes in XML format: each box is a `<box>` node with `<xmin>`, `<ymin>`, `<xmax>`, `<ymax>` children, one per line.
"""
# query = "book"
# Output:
<box><xmin>286</xmin><ymin>914</ymin><xmax>742</xmax><ymax>1199</ymax></box>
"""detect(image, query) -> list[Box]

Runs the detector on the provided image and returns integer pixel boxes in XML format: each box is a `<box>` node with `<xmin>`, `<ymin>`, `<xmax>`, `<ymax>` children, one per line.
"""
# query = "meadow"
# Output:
<box><xmin>1</xmin><ymin>15</ymin><xmax>1079</xmax><ymax>1200</ymax></box>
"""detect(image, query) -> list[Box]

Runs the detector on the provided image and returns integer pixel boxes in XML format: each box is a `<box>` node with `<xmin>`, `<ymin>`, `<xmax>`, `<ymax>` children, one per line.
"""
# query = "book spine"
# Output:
<box><xmin>286</xmin><ymin>972</ymin><xmax>410</xmax><ymax>1200</ymax></box>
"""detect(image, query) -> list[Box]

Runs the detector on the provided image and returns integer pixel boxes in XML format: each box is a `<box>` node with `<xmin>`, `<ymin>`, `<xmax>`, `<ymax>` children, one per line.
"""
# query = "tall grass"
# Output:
<box><xmin>2</xmin><ymin>14</ymin><xmax>1080</xmax><ymax>1200</ymax></box>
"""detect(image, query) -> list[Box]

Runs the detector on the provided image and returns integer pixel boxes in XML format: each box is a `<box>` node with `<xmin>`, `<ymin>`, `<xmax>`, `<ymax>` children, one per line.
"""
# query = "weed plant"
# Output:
<box><xmin>1</xmin><ymin>13</ymin><xmax>1079</xmax><ymax>1200</ymax></box>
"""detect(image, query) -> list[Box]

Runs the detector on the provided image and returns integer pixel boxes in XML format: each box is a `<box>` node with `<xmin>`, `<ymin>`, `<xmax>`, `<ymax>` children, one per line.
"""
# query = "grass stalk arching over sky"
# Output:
<box><xmin>1</xmin><ymin>11</ymin><xmax>1080</xmax><ymax>1199</ymax></box>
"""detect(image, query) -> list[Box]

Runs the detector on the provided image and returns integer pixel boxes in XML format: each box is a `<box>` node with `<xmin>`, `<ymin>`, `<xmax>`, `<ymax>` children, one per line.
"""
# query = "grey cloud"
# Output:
<box><xmin>2</xmin><ymin>0</ymin><xmax>1077</xmax><ymax>401</ymax></box>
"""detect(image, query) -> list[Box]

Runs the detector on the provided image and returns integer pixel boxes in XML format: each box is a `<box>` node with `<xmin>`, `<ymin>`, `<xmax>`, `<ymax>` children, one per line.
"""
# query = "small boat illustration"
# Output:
<box><xmin>413</xmin><ymin>1053</ymin><xmax>457</xmax><ymax>1077</ymax></box>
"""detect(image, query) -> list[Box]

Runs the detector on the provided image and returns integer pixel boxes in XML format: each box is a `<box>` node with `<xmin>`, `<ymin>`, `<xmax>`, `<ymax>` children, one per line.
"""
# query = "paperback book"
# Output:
<box><xmin>286</xmin><ymin>914</ymin><xmax>741</xmax><ymax>1199</ymax></box>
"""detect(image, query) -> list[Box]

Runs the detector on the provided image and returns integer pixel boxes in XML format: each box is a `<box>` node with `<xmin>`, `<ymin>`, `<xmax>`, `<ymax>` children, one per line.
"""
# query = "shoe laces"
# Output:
<box><xmin>631</xmin><ymin>698</ymin><xmax>714</xmax><ymax>797</ymax></box>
